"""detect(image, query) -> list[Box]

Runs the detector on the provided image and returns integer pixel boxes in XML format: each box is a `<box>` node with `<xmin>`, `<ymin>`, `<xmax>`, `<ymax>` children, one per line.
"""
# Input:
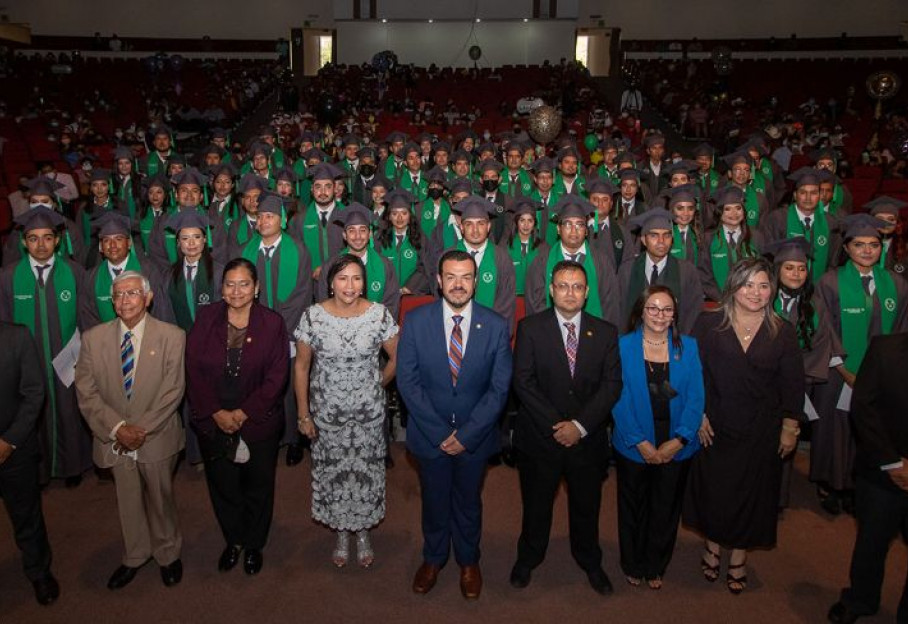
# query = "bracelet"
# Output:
<box><xmin>298</xmin><ymin>416</ymin><xmax>311</xmax><ymax>424</ymax></box>
<box><xmin>782</xmin><ymin>424</ymin><xmax>800</xmax><ymax>435</ymax></box>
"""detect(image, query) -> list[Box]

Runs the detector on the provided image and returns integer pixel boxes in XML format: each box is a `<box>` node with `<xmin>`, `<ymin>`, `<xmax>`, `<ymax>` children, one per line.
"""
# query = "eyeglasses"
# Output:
<box><xmin>850</xmin><ymin>241</ymin><xmax>882</xmax><ymax>251</ymax></box>
<box><xmin>224</xmin><ymin>280</ymin><xmax>254</xmax><ymax>290</ymax></box>
<box><xmin>559</xmin><ymin>221</ymin><xmax>587</xmax><ymax>231</ymax></box>
<box><xmin>553</xmin><ymin>283</ymin><xmax>586</xmax><ymax>294</ymax></box>
<box><xmin>644</xmin><ymin>305</ymin><xmax>675</xmax><ymax>317</ymax></box>
<box><xmin>112</xmin><ymin>289</ymin><xmax>144</xmax><ymax>301</ymax></box>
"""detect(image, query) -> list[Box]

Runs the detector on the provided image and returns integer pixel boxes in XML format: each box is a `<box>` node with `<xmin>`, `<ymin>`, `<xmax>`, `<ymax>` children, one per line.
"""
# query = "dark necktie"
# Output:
<box><xmin>448</xmin><ymin>315</ymin><xmax>464</xmax><ymax>385</ymax></box>
<box><xmin>650</xmin><ymin>263</ymin><xmax>659</xmax><ymax>285</ymax></box>
<box><xmin>804</xmin><ymin>216</ymin><xmax>812</xmax><ymax>231</ymax></box>
<box><xmin>623</xmin><ymin>201</ymin><xmax>632</xmax><ymax>214</ymax></box>
<box><xmin>36</xmin><ymin>264</ymin><xmax>49</xmax><ymax>288</ymax></box>
<box><xmin>564</xmin><ymin>322</ymin><xmax>578</xmax><ymax>377</ymax></box>
<box><xmin>412</xmin><ymin>175</ymin><xmax>419</xmax><ymax>187</ymax></box>
<box><xmin>727</xmin><ymin>231</ymin><xmax>736</xmax><ymax>246</ymax></box>
<box><xmin>396</xmin><ymin>234</ymin><xmax>404</xmax><ymax>247</ymax></box>
<box><xmin>263</xmin><ymin>246</ymin><xmax>274</xmax><ymax>260</ymax></box>
<box><xmin>521</xmin><ymin>242</ymin><xmax>528</xmax><ymax>256</ymax></box>
<box><xmin>470</xmin><ymin>250</ymin><xmax>478</xmax><ymax>259</ymax></box>
<box><xmin>186</xmin><ymin>265</ymin><xmax>195</xmax><ymax>282</ymax></box>
<box><xmin>861</xmin><ymin>274</ymin><xmax>873</xmax><ymax>296</ymax></box>
<box><xmin>112</xmin><ymin>267</ymin><xmax>123</xmax><ymax>277</ymax></box>
<box><xmin>319</xmin><ymin>211</ymin><xmax>328</xmax><ymax>227</ymax></box>
<box><xmin>780</xmin><ymin>294</ymin><xmax>794</xmax><ymax>314</ymax></box>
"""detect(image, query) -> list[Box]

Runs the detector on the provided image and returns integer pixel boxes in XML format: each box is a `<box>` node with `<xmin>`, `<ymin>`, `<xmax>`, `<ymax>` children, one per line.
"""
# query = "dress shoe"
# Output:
<box><xmin>32</xmin><ymin>574</ymin><xmax>60</xmax><ymax>606</ymax></box>
<box><xmin>218</xmin><ymin>545</ymin><xmax>242</xmax><ymax>572</ymax></box>
<box><xmin>160</xmin><ymin>559</ymin><xmax>183</xmax><ymax>587</ymax></box>
<box><xmin>243</xmin><ymin>549</ymin><xmax>263</xmax><ymax>575</ymax></box>
<box><xmin>107</xmin><ymin>561</ymin><xmax>148</xmax><ymax>590</ymax></box>
<box><xmin>64</xmin><ymin>475</ymin><xmax>82</xmax><ymax>488</ymax></box>
<box><xmin>586</xmin><ymin>567</ymin><xmax>614</xmax><ymax>596</ymax></box>
<box><xmin>460</xmin><ymin>564</ymin><xmax>482</xmax><ymax>600</ymax></box>
<box><xmin>828</xmin><ymin>602</ymin><xmax>862</xmax><ymax>624</ymax></box>
<box><xmin>285</xmin><ymin>444</ymin><xmax>304</xmax><ymax>467</ymax></box>
<box><xmin>412</xmin><ymin>562</ymin><xmax>441</xmax><ymax>594</ymax></box>
<box><xmin>509</xmin><ymin>563</ymin><xmax>532</xmax><ymax>589</ymax></box>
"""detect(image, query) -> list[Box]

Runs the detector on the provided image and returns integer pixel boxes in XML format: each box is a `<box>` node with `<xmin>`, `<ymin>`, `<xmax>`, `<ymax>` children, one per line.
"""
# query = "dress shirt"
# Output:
<box><xmin>442</xmin><ymin>300</ymin><xmax>473</xmax><ymax>354</ymax></box>
<box><xmin>554</xmin><ymin>308</ymin><xmax>588</xmax><ymax>437</ymax></box>
<box><xmin>29</xmin><ymin>254</ymin><xmax>56</xmax><ymax>282</ymax></box>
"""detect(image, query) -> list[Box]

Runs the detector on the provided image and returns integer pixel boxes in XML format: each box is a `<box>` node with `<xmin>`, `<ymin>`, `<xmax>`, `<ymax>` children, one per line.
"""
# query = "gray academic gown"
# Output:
<box><xmin>287</xmin><ymin>204</ymin><xmax>347</xmax><ymax>274</ymax></box>
<box><xmin>78</xmin><ymin>255</ymin><xmax>165</xmax><ymax>330</ymax></box>
<box><xmin>617</xmin><ymin>253</ymin><xmax>703</xmax><ymax>334</ymax></box>
<box><xmin>697</xmin><ymin>229</ymin><xmax>766</xmax><ymax>301</ymax></box>
<box><xmin>3</xmin><ymin>215</ymin><xmax>86</xmax><ymax>268</ymax></box>
<box><xmin>810</xmin><ymin>266</ymin><xmax>908</xmax><ymax>491</ymax></box>
<box><xmin>316</xmin><ymin>251</ymin><xmax>401</xmax><ymax>320</ymax></box>
<box><xmin>588</xmin><ymin>217</ymin><xmax>632</xmax><ymax>274</ymax></box>
<box><xmin>523</xmin><ymin>242</ymin><xmax>621</xmax><ymax>328</ymax></box>
<box><xmin>147</xmin><ymin>207</ymin><xmax>229</xmax><ymax>271</ymax></box>
<box><xmin>760</xmin><ymin>206</ymin><xmax>844</xmax><ymax>271</ymax></box>
<box><xmin>0</xmin><ymin>258</ymin><xmax>93</xmax><ymax>482</ymax></box>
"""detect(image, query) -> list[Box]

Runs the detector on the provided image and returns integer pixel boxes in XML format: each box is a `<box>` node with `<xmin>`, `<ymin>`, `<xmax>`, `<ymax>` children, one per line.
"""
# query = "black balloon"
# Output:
<box><xmin>469</xmin><ymin>46</ymin><xmax>482</xmax><ymax>61</ymax></box>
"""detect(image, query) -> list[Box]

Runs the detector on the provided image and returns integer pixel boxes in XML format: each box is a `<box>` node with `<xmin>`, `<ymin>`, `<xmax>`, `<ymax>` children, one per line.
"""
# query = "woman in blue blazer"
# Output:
<box><xmin>612</xmin><ymin>285</ymin><xmax>704</xmax><ymax>590</ymax></box>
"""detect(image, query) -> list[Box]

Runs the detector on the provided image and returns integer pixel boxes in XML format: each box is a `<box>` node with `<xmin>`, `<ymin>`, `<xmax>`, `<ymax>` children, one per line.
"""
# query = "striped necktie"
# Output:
<box><xmin>448</xmin><ymin>315</ymin><xmax>464</xmax><ymax>385</ymax></box>
<box><xmin>121</xmin><ymin>331</ymin><xmax>135</xmax><ymax>400</ymax></box>
<box><xmin>564</xmin><ymin>322</ymin><xmax>577</xmax><ymax>377</ymax></box>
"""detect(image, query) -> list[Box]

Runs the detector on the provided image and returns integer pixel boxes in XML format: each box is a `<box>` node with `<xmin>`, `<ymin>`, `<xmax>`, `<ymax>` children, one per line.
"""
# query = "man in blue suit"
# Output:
<box><xmin>397</xmin><ymin>248</ymin><xmax>513</xmax><ymax>600</ymax></box>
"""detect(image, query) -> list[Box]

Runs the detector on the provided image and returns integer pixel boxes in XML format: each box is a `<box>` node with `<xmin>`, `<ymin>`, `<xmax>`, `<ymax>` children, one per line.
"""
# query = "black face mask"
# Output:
<box><xmin>359</xmin><ymin>164</ymin><xmax>376</xmax><ymax>177</ymax></box>
<box><xmin>18</xmin><ymin>185</ymin><xmax>28</xmax><ymax>193</ymax></box>
<box><xmin>427</xmin><ymin>187</ymin><xmax>444</xmax><ymax>200</ymax></box>
<box><xmin>482</xmin><ymin>179</ymin><xmax>499</xmax><ymax>193</ymax></box>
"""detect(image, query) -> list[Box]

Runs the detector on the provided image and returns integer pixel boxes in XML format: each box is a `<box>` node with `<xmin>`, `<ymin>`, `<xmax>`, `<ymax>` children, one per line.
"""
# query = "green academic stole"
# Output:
<box><xmin>213</xmin><ymin>197</ymin><xmax>239</xmax><ymax>229</ymax></box>
<box><xmin>12</xmin><ymin>259</ymin><xmax>78</xmax><ymax>476</ymax></box>
<box><xmin>300</xmin><ymin>203</ymin><xmax>336</xmax><ymax>269</ymax></box>
<box><xmin>628</xmin><ymin>254</ymin><xmax>681</xmax><ymax>310</ymax></box>
<box><xmin>164</xmin><ymin>207</ymin><xmax>212</xmax><ymax>264</ymax></box>
<box><xmin>699</xmin><ymin>169</ymin><xmax>720</xmax><ymax>193</ymax></box>
<box><xmin>591</xmin><ymin>218</ymin><xmax>626</xmax><ymax>266</ymax></box>
<box><xmin>670</xmin><ymin>224</ymin><xmax>698</xmax><ymax>264</ymax></box>
<box><xmin>837</xmin><ymin>263</ymin><xmax>897</xmax><ymax>374</ymax></box>
<box><xmin>138</xmin><ymin>208</ymin><xmax>163</xmax><ymax>254</ymax></box>
<box><xmin>531</xmin><ymin>189</ymin><xmax>562</xmax><ymax>246</ymax></box>
<box><xmin>785</xmin><ymin>204</ymin><xmax>831</xmax><ymax>283</ymax></box>
<box><xmin>457</xmin><ymin>241</ymin><xmax>497</xmax><ymax>308</ymax></box>
<box><xmin>597</xmin><ymin>165</ymin><xmax>620</xmax><ymax>185</ymax></box>
<box><xmin>543</xmin><ymin>242</ymin><xmax>603</xmax><ymax>319</ymax></box>
<box><xmin>241</xmin><ymin>237</ymin><xmax>300</xmax><ymax>309</ymax></box>
<box><xmin>773</xmin><ymin>294</ymin><xmax>817</xmax><ymax>349</ymax></box>
<box><xmin>400</xmin><ymin>173</ymin><xmax>428</xmax><ymax>202</ymax></box>
<box><xmin>743</xmin><ymin>185</ymin><xmax>762</xmax><ymax>228</ymax></box>
<box><xmin>508</xmin><ymin>237</ymin><xmax>538</xmax><ymax>296</ymax></box>
<box><xmin>709</xmin><ymin>230</ymin><xmax>756</xmax><ymax>294</ymax></box>
<box><xmin>380</xmin><ymin>235</ymin><xmax>418</xmax><ymax>287</ymax></box>
<box><xmin>758</xmin><ymin>158</ymin><xmax>774</xmax><ymax>184</ymax></box>
<box><xmin>94</xmin><ymin>251</ymin><xmax>142</xmax><ymax>322</ymax></box>
<box><xmin>143</xmin><ymin>152</ymin><xmax>169</xmax><ymax>177</ymax></box>
<box><xmin>15</xmin><ymin>228</ymin><xmax>75</xmax><ymax>262</ymax></box>
<box><xmin>751</xmin><ymin>168</ymin><xmax>768</xmax><ymax>198</ymax></box>
<box><xmin>80</xmin><ymin>200</ymin><xmax>115</xmax><ymax>247</ymax></box>
<box><xmin>442</xmin><ymin>219</ymin><xmax>459</xmax><ymax>249</ymax></box>
<box><xmin>383</xmin><ymin>158</ymin><xmax>402</xmax><ymax>183</ymax></box>
<box><xmin>553</xmin><ymin>173</ymin><xmax>587</xmax><ymax>198</ymax></box>
<box><xmin>500</xmin><ymin>169</ymin><xmax>534</xmax><ymax>196</ymax></box>
<box><xmin>118</xmin><ymin>179</ymin><xmax>137</xmax><ymax>218</ymax></box>
<box><xmin>343</xmin><ymin>248</ymin><xmax>386</xmax><ymax>303</ymax></box>
<box><xmin>419</xmin><ymin>199</ymin><xmax>450</xmax><ymax>237</ymax></box>
<box><xmin>828</xmin><ymin>184</ymin><xmax>845</xmax><ymax>216</ymax></box>
<box><xmin>168</xmin><ymin>262</ymin><xmax>213</xmax><ymax>330</ymax></box>
<box><xmin>235</xmin><ymin>217</ymin><xmax>256</xmax><ymax>249</ymax></box>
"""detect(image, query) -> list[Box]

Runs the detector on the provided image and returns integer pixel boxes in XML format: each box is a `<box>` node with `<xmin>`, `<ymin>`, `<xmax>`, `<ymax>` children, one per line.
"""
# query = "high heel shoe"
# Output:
<box><xmin>700</xmin><ymin>545</ymin><xmax>720</xmax><ymax>583</ymax></box>
<box><xmin>332</xmin><ymin>531</ymin><xmax>350</xmax><ymax>568</ymax></box>
<box><xmin>356</xmin><ymin>530</ymin><xmax>374</xmax><ymax>568</ymax></box>
<box><xmin>726</xmin><ymin>562</ymin><xmax>747</xmax><ymax>595</ymax></box>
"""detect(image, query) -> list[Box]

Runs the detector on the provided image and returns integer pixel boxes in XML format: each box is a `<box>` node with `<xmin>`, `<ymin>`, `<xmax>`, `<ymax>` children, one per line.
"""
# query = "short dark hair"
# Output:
<box><xmin>551</xmin><ymin>260</ymin><xmax>586</xmax><ymax>284</ymax></box>
<box><xmin>326</xmin><ymin>253</ymin><xmax>366</xmax><ymax>297</ymax></box>
<box><xmin>437</xmin><ymin>248</ymin><xmax>476</xmax><ymax>276</ymax></box>
<box><xmin>223</xmin><ymin>257</ymin><xmax>258</xmax><ymax>284</ymax></box>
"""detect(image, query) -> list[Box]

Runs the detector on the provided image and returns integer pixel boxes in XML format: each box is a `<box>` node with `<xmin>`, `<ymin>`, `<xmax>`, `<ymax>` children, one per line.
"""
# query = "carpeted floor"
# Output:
<box><xmin>1</xmin><ymin>444</ymin><xmax>904</xmax><ymax>624</ymax></box>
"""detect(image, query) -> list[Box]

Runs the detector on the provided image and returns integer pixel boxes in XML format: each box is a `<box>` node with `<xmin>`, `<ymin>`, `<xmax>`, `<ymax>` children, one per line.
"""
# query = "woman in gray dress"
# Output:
<box><xmin>294</xmin><ymin>254</ymin><xmax>399</xmax><ymax>568</ymax></box>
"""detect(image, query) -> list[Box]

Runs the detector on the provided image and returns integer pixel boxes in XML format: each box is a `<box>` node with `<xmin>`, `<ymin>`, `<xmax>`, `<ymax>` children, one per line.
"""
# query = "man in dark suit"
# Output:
<box><xmin>0</xmin><ymin>321</ymin><xmax>60</xmax><ymax>605</ymax></box>
<box><xmin>397</xmin><ymin>249</ymin><xmax>513</xmax><ymax>600</ymax></box>
<box><xmin>510</xmin><ymin>259</ymin><xmax>623</xmax><ymax>595</ymax></box>
<box><xmin>828</xmin><ymin>333</ymin><xmax>908</xmax><ymax>623</ymax></box>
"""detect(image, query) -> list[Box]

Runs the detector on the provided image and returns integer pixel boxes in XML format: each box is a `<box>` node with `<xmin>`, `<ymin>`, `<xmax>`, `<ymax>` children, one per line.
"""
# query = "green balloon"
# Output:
<box><xmin>584</xmin><ymin>133</ymin><xmax>598</xmax><ymax>151</ymax></box>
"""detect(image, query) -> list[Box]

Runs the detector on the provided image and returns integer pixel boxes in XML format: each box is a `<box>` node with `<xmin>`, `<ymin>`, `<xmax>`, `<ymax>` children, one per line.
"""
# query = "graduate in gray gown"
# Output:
<box><xmin>2</xmin><ymin>177</ymin><xmax>85</xmax><ymax>268</ymax></box>
<box><xmin>586</xmin><ymin>177</ymin><xmax>631</xmax><ymax>272</ymax></box>
<box><xmin>0</xmin><ymin>207</ymin><xmax>92</xmax><ymax>484</ymax></box>
<box><xmin>811</xmin><ymin>214</ymin><xmax>908</xmax><ymax>515</ymax></box>
<box><xmin>618</xmin><ymin>209</ymin><xmax>703</xmax><ymax>334</ymax></box>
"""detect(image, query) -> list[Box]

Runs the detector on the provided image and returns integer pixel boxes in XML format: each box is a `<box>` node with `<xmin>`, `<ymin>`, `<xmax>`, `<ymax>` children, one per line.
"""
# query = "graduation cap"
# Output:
<box><xmin>843</xmin><ymin>213</ymin><xmax>890</xmax><ymax>240</ymax></box>
<box><xmin>211</xmin><ymin>128</ymin><xmax>229</xmax><ymax>140</ymax></box>
<box><xmin>401</xmin><ymin>142</ymin><xmax>421</xmax><ymax>157</ymax></box>
<box><xmin>150</xmin><ymin>124</ymin><xmax>172</xmax><ymax>138</ymax></box>
<box><xmin>629</xmin><ymin>208</ymin><xmax>674</xmax><ymax>234</ymax></box>
<box><xmin>92</xmin><ymin>211</ymin><xmax>135</xmax><ymax>237</ymax></box>
<box><xmin>586</xmin><ymin>177</ymin><xmax>618</xmax><ymax>196</ymax></box>
<box><xmin>274</xmin><ymin>166</ymin><xmax>298</xmax><ymax>183</ymax></box>
<box><xmin>617</xmin><ymin>152</ymin><xmax>637</xmax><ymax>167</ymax></box>
<box><xmin>453</xmin><ymin>196</ymin><xmax>498</xmax><ymax>220</ymax></box>
<box><xmin>788</xmin><ymin>166</ymin><xmax>823</xmax><ymax>189</ymax></box>
<box><xmin>598</xmin><ymin>138</ymin><xmax>620</xmax><ymax>152</ymax></box>
<box><xmin>113</xmin><ymin>146</ymin><xmax>133</xmax><ymax>162</ymax></box>
<box><xmin>258</xmin><ymin>125</ymin><xmax>277</xmax><ymax>139</ymax></box>
<box><xmin>617</xmin><ymin>168</ymin><xmax>641</xmax><ymax>183</ymax></box>
<box><xmin>385</xmin><ymin>188</ymin><xmax>417</xmax><ymax>209</ymax></box>
<box><xmin>666</xmin><ymin>183</ymin><xmax>699</xmax><ymax>207</ymax></box>
<box><xmin>165</xmin><ymin>210</ymin><xmax>210</xmax><ymax>233</ymax></box>
<box><xmin>551</xmin><ymin>195</ymin><xmax>595</xmax><ymax>222</ymax></box>
<box><xmin>166</xmin><ymin>153</ymin><xmax>187</xmax><ymax>167</ymax></box>
<box><xmin>432</xmin><ymin>141</ymin><xmax>452</xmax><ymax>155</ymax></box>
<box><xmin>307</xmin><ymin>162</ymin><xmax>345</xmax><ymax>181</ymax></box>
<box><xmin>200</xmin><ymin>143</ymin><xmax>225</xmax><ymax>158</ymax></box>
<box><xmin>810</xmin><ymin>147</ymin><xmax>838</xmax><ymax>165</ymax></box>
<box><xmin>299</xmin><ymin>130</ymin><xmax>321</xmax><ymax>144</ymax></box>
<box><xmin>762</xmin><ymin>237</ymin><xmax>811</xmax><ymax>264</ymax></box>
<box><xmin>864</xmin><ymin>195</ymin><xmax>908</xmax><ymax>216</ymax></box>
<box><xmin>173</xmin><ymin>167</ymin><xmax>207</xmax><ymax>188</ymax></box>
<box><xmin>210</xmin><ymin>163</ymin><xmax>237</xmax><ymax>180</ymax></box>
<box><xmin>385</xmin><ymin>131</ymin><xmax>408</xmax><ymax>144</ymax></box>
<box><xmin>25</xmin><ymin>176</ymin><xmax>65</xmax><ymax>198</ymax></box>
<box><xmin>256</xmin><ymin>191</ymin><xmax>288</xmax><ymax>216</ymax></box>
<box><xmin>721</xmin><ymin>150</ymin><xmax>753</xmax><ymax>169</ymax></box>
<box><xmin>457</xmin><ymin>129</ymin><xmax>479</xmax><ymax>143</ymax></box>
<box><xmin>508</xmin><ymin>196</ymin><xmax>542</xmax><ymax>217</ymax></box>
<box><xmin>711</xmin><ymin>185</ymin><xmax>746</xmax><ymax>207</ymax></box>
<box><xmin>477</xmin><ymin>142</ymin><xmax>496</xmax><ymax>156</ymax></box>
<box><xmin>664</xmin><ymin>160</ymin><xmax>698</xmax><ymax>178</ymax></box>
<box><xmin>425</xmin><ymin>167</ymin><xmax>449</xmax><ymax>184</ymax></box>
<box><xmin>89</xmin><ymin>168</ymin><xmax>111</xmax><ymax>183</ymax></box>
<box><xmin>237</xmin><ymin>174</ymin><xmax>267</xmax><ymax>195</ymax></box>
<box><xmin>248</xmin><ymin>141</ymin><xmax>273</xmax><ymax>158</ymax></box>
<box><xmin>342</xmin><ymin>134</ymin><xmax>361</xmax><ymax>147</ymax></box>
<box><xmin>506</xmin><ymin>139</ymin><xmax>527</xmax><ymax>154</ymax></box>
<box><xmin>449</xmin><ymin>178</ymin><xmax>475</xmax><ymax>195</ymax></box>
<box><xmin>557</xmin><ymin>146</ymin><xmax>581</xmax><ymax>162</ymax></box>
<box><xmin>690</xmin><ymin>143</ymin><xmax>715</xmax><ymax>159</ymax></box>
<box><xmin>14</xmin><ymin>205</ymin><xmax>66</xmax><ymax>232</ymax></box>
<box><xmin>744</xmin><ymin>136</ymin><xmax>769</xmax><ymax>156</ymax></box>
<box><xmin>643</xmin><ymin>134</ymin><xmax>666</xmax><ymax>148</ymax></box>
<box><xmin>451</xmin><ymin>149</ymin><xmax>472</xmax><ymax>163</ymax></box>
<box><xmin>357</xmin><ymin>146</ymin><xmax>377</xmax><ymax>160</ymax></box>
<box><xmin>301</xmin><ymin>147</ymin><xmax>328</xmax><ymax>162</ymax></box>
<box><xmin>530</xmin><ymin>157</ymin><xmax>556</xmax><ymax>174</ymax></box>
<box><xmin>334</xmin><ymin>202</ymin><xmax>375</xmax><ymax>228</ymax></box>
<box><xmin>416</xmin><ymin>132</ymin><xmax>434</xmax><ymax>144</ymax></box>
<box><xmin>477</xmin><ymin>159</ymin><xmax>503</xmax><ymax>174</ymax></box>
<box><xmin>367</xmin><ymin>175</ymin><xmax>393</xmax><ymax>191</ymax></box>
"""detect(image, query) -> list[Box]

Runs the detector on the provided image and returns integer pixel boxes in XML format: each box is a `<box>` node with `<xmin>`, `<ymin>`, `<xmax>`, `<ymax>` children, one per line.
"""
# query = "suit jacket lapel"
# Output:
<box><xmin>131</xmin><ymin>317</ymin><xmax>158</xmax><ymax>408</ymax></box>
<box><xmin>545</xmin><ymin>309</ymin><xmax>573</xmax><ymax>383</ymax></box>
<box><xmin>428</xmin><ymin>302</ymin><xmax>451</xmax><ymax>384</ymax></box>
<box><xmin>103</xmin><ymin>321</ymin><xmax>129</xmax><ymax>414</ymax></box>
<box><xmin>458</xmin><ymin>307</ymin><xmax>489</xmax><ymax>385</ymax></box>
<box><xmin>574</xmin><ymin>313</ymin><xmax>597</xmax><ymax>382</ymax></box>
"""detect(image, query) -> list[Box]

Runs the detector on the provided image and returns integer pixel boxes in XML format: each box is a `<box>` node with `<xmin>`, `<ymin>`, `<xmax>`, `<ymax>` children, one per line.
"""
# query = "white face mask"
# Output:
<box><xmin>82</xmin><ymin>162</ymin><xmax>92</xmax><ymax>171</ymax></box>
<box><xmin>30</xmin><ymin>202</ymin><xmax>53</xmax><ymax>210</ymax></box>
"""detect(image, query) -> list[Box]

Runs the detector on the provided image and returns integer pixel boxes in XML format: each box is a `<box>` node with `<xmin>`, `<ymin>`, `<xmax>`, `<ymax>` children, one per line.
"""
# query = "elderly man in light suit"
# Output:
<box><xmin>75</xmin><ymin>270</ymin><xmax>186</xmax><ymax>590</ymax></box>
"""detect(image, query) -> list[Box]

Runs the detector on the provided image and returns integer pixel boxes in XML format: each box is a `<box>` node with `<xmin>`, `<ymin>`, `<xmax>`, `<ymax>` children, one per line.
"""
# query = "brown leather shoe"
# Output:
<box><xmin>460</xmin><ymin>564</ymin><xmax>482</xmax><ymax>599</ymax></box>
<box><xmin>412</xmin><ymin>562</ymin><xmax>441</xmax><ymax>594</ymax></box>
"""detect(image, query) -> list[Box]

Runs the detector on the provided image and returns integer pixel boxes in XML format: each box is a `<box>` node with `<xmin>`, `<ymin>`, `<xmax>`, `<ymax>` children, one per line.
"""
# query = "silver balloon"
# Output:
<box><xmin>866</xmin><ymin>71</ymin><xmax>901</xmax><ymax>100</ymax></box>
<box><xmin>528</xmin><ymin>105</ymin><xmax>562</xmax><ymax>145</ymax></box>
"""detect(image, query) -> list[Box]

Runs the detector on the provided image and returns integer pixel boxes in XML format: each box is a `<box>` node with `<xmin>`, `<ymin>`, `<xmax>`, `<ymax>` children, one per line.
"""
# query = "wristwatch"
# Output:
<box><xmin>676</xmin><ymin>436</ymin><xmax>688</xmax><ymax>446</ymax></box>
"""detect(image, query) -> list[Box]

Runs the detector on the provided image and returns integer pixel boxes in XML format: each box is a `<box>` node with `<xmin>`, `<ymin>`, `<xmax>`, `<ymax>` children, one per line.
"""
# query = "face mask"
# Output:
<box><xmin>359</xmin><ymin>164</ymin><xmax>376</xmax><ymax>177</ymax></box>
<box><xmin>483</xmin><ymin>132</ymin><xmax>491</xmax><ymax>141</ymax></box>
<box><xmin>19</xmin><ymin>185</ymin><xmax>28</xmax><ymax>193</ymax></box>
<box><xmin>29</xmin><ymin>202</ymin><xmax>53</xmax><ymax>210</ymax></box>
<box><xmin>82</xmin><ymin>162</ymin><xmax>93</xmax><ymax>171</ymax></box>
<box><xmin>427</xmin><ymin>187</ymin><xmax>444</xmax><ymax>200</ymax></box>
<box><xmin>482</xmin><ymin>179</ymin><xmax>499</xmax><ymax>193</ymax></box>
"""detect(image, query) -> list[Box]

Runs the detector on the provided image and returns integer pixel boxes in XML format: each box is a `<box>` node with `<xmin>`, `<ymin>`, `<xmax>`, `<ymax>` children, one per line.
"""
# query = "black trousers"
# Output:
<box><xmin>0</xmin><ymin>448</ymin><xmax>53</xmax><ymax>581</ymax></box>
<box><xmin>515</xmin><ymin>448</ymin><xmax>606</xmax><ymax>573</ymax></box>
<box><xmin>203</xmin><ymin>436</ymin><xmax>280</xmax><ymax>551</ymax></box>
<box><xmin>840</xmin><ymin>474</ymin><xmax>908</xmax><ymax>620</ymax></box>
<box><xmin>615</xmin><ymin>452</ymin><xmax>689</xmax><ymax>579</ymax></box>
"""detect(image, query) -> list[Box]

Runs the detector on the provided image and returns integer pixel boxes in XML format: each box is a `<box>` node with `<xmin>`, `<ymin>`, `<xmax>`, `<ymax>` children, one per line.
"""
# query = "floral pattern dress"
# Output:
<box><xmin>294</xmin><ymin>302</ymin><xmax>399</xmax><ymax>531</ymax></box>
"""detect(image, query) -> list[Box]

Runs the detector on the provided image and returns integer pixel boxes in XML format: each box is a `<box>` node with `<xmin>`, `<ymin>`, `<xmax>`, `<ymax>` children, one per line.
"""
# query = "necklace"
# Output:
<box><xmin>643</xmin><ymin>337</ymin><xmax>667</xmax><ymax>347</ymax></box>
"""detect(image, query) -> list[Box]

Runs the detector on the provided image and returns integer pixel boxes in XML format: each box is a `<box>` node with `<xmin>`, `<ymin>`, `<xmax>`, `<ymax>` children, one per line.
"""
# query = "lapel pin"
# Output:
<box><xmin>246</xmin><ymin>337</ymin><xmax>253</xmax><ymax>343</ymax></box>
<box><xmin>586</xmin><ymin>331</ymin><xmax>593</xmax><ymax>337</ymax></box>
<box><xmin>149</xmin><ymin>350</ymin><xmax>156</xmax><ymax>356</ymax></box>
<box><xmin>476</xmin><ymin>323</ymin><xmax>482</xmax><ymax>329</ymax></box>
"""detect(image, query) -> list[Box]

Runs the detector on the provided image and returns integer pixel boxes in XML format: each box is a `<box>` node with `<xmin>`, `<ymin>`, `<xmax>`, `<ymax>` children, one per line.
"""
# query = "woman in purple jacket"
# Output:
<box><xmin>186</xmin><ymin>257</ymin><xmax>290</xmax><ymax>577</ymax></box>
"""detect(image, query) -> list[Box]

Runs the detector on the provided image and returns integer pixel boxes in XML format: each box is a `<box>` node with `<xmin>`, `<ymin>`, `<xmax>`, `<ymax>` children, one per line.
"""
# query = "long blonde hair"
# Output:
<box><xmin>717</xmin><ymin>257</ymin><xmax>783</xmax><ymax>338</ymax></box>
